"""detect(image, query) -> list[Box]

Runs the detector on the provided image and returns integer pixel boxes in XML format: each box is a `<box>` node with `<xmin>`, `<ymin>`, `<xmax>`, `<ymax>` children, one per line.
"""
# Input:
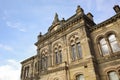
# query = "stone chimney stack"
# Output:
<box><xmin>87</xmin><ymin>12</ymin><xmax>94</xmax><ymax>21</ymax></box>
<box><xmin>113</xmin><ymin>5</ymin><xmax>120</xmax><ymax>13</ymax></box>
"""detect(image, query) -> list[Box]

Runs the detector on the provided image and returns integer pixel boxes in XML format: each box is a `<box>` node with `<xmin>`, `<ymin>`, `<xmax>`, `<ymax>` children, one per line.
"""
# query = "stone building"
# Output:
<box><xmin>21</xmin><ymin>5</ymin><xmax>120</xmax><ymax>80</ymax></box>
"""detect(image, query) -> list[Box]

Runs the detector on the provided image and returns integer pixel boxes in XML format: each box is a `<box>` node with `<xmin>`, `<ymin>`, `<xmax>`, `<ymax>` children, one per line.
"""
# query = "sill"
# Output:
<box><xmin>71</xmin><ymin>58</ymin><xmax>83</xmax><ymax>62</ymax></box>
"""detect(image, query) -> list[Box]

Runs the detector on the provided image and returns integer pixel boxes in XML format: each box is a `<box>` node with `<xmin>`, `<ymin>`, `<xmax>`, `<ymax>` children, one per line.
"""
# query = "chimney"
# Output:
<box><xmin>113</xmin><ymin>5</ymin><xmax>120</xmax><ymax>13</ymax></box>
<box><xmin>87</xmin><ymin>12</ymin><xmax>94</xmax><ymax>21</ymax></box>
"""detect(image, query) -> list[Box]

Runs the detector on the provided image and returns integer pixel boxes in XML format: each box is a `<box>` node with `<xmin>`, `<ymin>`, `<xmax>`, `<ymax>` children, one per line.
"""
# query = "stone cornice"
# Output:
<box><xmin>36</xmin><ymin>23</ymin><xmax>85</xmax><ymax>49</ymax></box>
<box><xmin>90</xmin><ymin>13</ymin><xmax>120</xmax><ymax>32</ymax></box>
<box><xmin>35</xmin><ymin>13</ymin><xmax>84</xmax><ymax>46</ymax></box>
<box><xmin>21</xmin><ymin>55</ymin><xmax>37</xmax><ymax>64</ymax></box>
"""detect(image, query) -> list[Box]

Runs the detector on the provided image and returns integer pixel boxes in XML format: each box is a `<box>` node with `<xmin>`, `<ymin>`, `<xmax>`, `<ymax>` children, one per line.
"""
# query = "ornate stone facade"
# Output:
<box><xmin>21</xmin><ymin>5</ymin><xmax>120</xmax><ymax>80</ymax></box>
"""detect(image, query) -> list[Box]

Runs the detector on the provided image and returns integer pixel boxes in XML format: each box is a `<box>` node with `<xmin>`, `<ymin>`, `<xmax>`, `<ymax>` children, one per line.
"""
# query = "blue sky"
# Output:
<box><xmin>0</xmin><ymin>0</ymin><xmax>120</xmax><ymax>80</ymax></box>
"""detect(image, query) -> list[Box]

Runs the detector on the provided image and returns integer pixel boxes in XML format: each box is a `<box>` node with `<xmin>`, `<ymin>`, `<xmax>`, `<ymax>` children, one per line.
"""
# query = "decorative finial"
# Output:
<box><xmin>39</xmin><ymin>32</ymin><xmax>42</xmax><ymax>37</ymax></box>
<box><xmin>40</xmin><ymin>32</ymin><xmax>42</xmax><ymax>35</ymax></box>
<box><xmin>52</xmin><ymin>13</ymin><xmax>59</xmax><ymax>24</ymax></box>
<box><xmin>76</xmin><ymin>5</ymin><xmax>84</xmax><ymax>15</ymax></box>
<box><xmin>62</xmin><ymin>18</ymin><xmax>65</xmax><ymax>22</ymax></box>
<box><xmin>38</xmin><ymin>32</ymin><xmax>42</xmax><ymax>40</ymax></box>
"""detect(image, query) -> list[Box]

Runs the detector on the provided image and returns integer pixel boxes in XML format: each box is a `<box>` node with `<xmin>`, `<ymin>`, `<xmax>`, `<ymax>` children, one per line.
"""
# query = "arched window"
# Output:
<box><xmin>108</xmin><ymin>71</ymin><xmax>119</xmax><ymax>80</ymax></box>
<box><xmin>24</xmin><ymin>66</ymin><xmax>29</xmax><ymax>78</ymax></box>
<box><xmin>77</xmin><ymin>42</ymin><xmax>82</xmax><ymax>58</ymax></box>
<box><xmin>35</xmin><ymin>62</ymin><xmax>37</xmax><ymax>71</ymax></box>
<box><xmin>70</xmin><ymin>35</ymin><xmax>83</xmax><ymax>61</ymax></box>
<box><xmin>55</xmin><ymin>50</ymin><xmax>59</xmax><ymax>64</ymax></box>
<box><xmin>71</xmin><ymin>44</ymin><xmax>76</xmax><ymax>61</ymax></box>
<box><xmin>99</xmin><ymin>38</ymin><xmax>109</xmax><ymax>55</ymax></box>
<box><xmin>108</xmin><ymin>34</ymin><xmax>120</xmax><ymax>52</ymax></box>
<box><xmin>47</xmin><ymin>55</ymin><xmax>52</xmax><ymax>67</ymax></box>
<box><xmin>54</xmin><ymin>44</ymin><xmax>62</xmax><ymax>64</ymax></box>
<box><xmin>41</xmin><ymin>55</ymin><xmax>48</xmax><ymax>70</ymax></box>
<box><xmin>76</xmin><ymin>74</ymin><xmax>84</xmax><ymax>80</ymax></box>
<box><xmin>98</xmin><ymin>33</ymin><xmax>120</xmax><ymax>56</ymax></box>
<box><xmin>59</xmin><ymin>50</ymin><xmax>62</xmax><ymax>63</ymax></box>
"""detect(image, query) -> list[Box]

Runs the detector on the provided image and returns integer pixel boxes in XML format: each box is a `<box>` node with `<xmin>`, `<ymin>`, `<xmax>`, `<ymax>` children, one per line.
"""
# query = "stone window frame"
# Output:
<box><xmin>97</xmin><ymin>31</ymin><xmax>120</xmax><ymax>56</ymax></box>
<box><xmin>107</xmin><ymin>71</ymin><xmax>119</xmax><ymax>80</ymax></box>
<box><xmin>34</xmin><ymin>62</ymin><xmax>38</xmax><ymax>71</ymax></box>
<box><xmin>76</xmin><ymin>74</ymin><xmax>85</xmax><ymax>80</ymax></box>
<box><xmin>53</xmin><ymin>43</ymin><xmax>63</xmax><ymax>65</ymax></box>
<box><xmin>73</xmin><ymin>72</ymin><xmax>85</xmax><ymax>80</ymax></box>
<box><xmin>23</xmin><ymin>66</ymin><xmax>30</xmax><ymax>79</ymax></box>
<box><xmin>69</xmin><ymin>34</ymin><xmax>83</xmax><ymax>61</ymax></box>
<box><xmin>105</xmin><ymin>68</ymin><xmax>120</xmax><ymax>80</ymax></box>
<box><xmin>41</xmin><ymin>49</ymin><xmax>48</xmax><ymax>70</ymax></box>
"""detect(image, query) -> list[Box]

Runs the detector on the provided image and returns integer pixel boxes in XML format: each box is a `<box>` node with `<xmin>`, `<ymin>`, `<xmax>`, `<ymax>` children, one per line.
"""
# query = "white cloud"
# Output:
<box><xmin>0</xmin><ymin>44</ymin><xmax>14</xmax><ymax>51</ymax></box>
<box><xmin>0</xmin><ymin>59</ymin><xmax>21</xmax><ymax>80</ymax></box>
<box><xmin>6</xmin><ymin>21</ymin><xmax>26</xmax><ymax>32</ymax></box>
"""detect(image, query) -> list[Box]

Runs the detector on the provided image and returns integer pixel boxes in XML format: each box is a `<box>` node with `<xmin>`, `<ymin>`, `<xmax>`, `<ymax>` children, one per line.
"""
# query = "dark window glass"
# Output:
<box><xmin>59</xmin><ymin>51</ymin><xmax>62</xmax><ymax>63</ymax></box>
<box><xmin>71</xmin><ymin>44</ymin><xmax>76</xmax><ymax>60</ymax></box>
<box><xmin>77</xmin><ymin>43</ymin><xmax>82</xmax><ymax>58</ymax></box>
<box><xmin>41</xmin><ymin>56</ymin><xmax>48</xmax><ymax>70</ymax></box>
<box><xmin>55</xmin><ymin>51</ymin><xmax>59</xmax><ymax>64</ymax></box>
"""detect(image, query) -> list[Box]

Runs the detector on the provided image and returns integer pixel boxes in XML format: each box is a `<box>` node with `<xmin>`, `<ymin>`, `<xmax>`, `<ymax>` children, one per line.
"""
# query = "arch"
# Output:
<box><xmin>67</xmin><ymin>32</ymin><xmax>79</xmax><ymax>45</ymax></box>
<box><xmin>105</xmin><ymin>30</ymin><xmax>117</xmax><ymax>38</ymax></box>
<box><xmin>68</xmin><ymin>32</ymin><xmax>78</xmax><ymax>41</ymax></box>
<box><xmin>107</xmin><ymin>71</ymin><xmax>119</xmax><ymax>80</ymax></box>
<box><xmin>104</xmin><ymin>67</ymin><xmax>116</xmax><ymax>74</ymax></box>
<box><xmin>73</xmin><ymin>72</ymin><xmax>84</xmax><ymax>79</ymax></box>
<box><xmin>95</xmin><ymin>34</ymin><xmax>105</xmax><ymax>44</ymax></box>
<box><xmin>52</xmin><ymin>41</ymin><xmax>63</xmax><ymax>49</ymax></box>
<box><xmin>52</xmin><ymin>41</ymin><xmax>63</xmax><ymax>64</ymax></box>
<box><xmin>73</xmin><ymin>72</ymin><xmax>84</xmax><ymax>80</ymax></box>
<box><xmin>54</xmin><ymin>77</ymin><xmax>59</xmax><ymax>80</ymax></box>
<box><xmin>40</xmin><ymin>48</ymin><xmax>48</xmax><ymax>55</ymax></box>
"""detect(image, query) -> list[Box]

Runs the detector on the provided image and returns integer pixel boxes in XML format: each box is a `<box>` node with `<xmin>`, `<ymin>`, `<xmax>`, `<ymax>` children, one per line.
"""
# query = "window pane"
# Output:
<box><xmin>77</xmin><ymin>43</ymin><xmax>82</xmax><ymax>58</ymax></box>
<box><xmin>108</xmin><ymin>71</ymin><xmax>119</xmax><ymax>80</ymax></box>
<box><xmin>111</xmin><ymin>41</ymin><xmax>120</xmax><ymax>52</ymax></box>
<box><xmin>71</xmin><ymin>45</ymin><xmax>76</xmax><ymax>60</ymax></box>
<box><xmin>44</xmin><ymin>56</ymin><xmax>48</xmax><ymax>68</ymax></box>
<box><xmin>100</xmin><ymin>38</ymin><xmax>106</xmax><ymax>45</ymax></box>
<box><xmin>108</xmin><ymin>34</ymin><xmax>120</xmax><ymax>52</ymax></box>
<box><xmin>41</xmin><ymin>58</ymin><xmax>44</xmax><ymax>70</ymax></box>
<box><xmin>59</xmin><ymin>51</ymin><xmax>62</xmax><ymax>63</ymax></box>
<box><xmin>101</xmin><ymin>45</ymin><xmax>109</xmax><ymax>55</ymax></box>
<box><xmin>100</xmin><ymin>38</ymin><xmax>109</xmax><ymax>55</ymax></box>
<box><xmin>76</xmin><ymin>74</ymin><xmax>84</xmax><ymax>80</ymax></box>
<box><xmin>108</xmin><ymin>35</ymin><xmax>116</xmax><ymax>42</ymax></box>
<box><xmin>56</xmin><ymin>52</ymin><xmax>59</xmax><ymax>64</ymax></box>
